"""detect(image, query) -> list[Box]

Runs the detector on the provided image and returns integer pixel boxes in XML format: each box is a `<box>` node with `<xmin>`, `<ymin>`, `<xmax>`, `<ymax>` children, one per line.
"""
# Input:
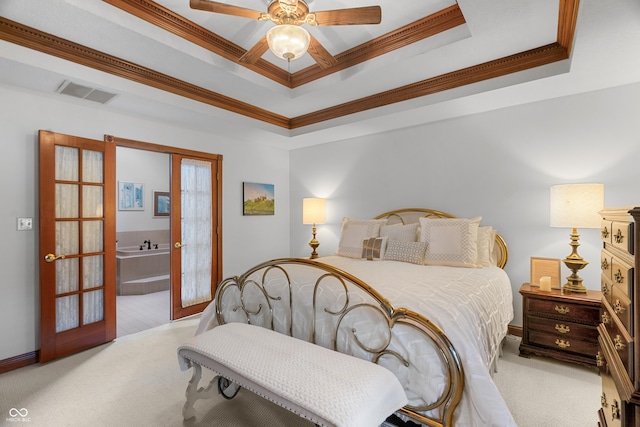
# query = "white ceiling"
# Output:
<box><xmin>1</xmin><ymin>0</ymin><xmax>639</xmax><ymax>149</ymax></box>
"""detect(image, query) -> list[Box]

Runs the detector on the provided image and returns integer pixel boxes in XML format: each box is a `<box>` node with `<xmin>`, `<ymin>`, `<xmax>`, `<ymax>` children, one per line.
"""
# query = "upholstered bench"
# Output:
<box><xmin>177</xmin><ymin>322</ymin><xmax>407</xmax><ymax>427</ymax></box>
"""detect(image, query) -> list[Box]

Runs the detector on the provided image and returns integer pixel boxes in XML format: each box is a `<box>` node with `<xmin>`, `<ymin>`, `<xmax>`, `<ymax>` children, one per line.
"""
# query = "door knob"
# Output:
<box><xmin>174</xmin><ymin>242</ymin><xmax>184</xmax><ymax>248</ymax></box>
<box><xmin>44</xmin><ymin>253</ymin><xmax>65</xmax><ymax>263</ymax></box>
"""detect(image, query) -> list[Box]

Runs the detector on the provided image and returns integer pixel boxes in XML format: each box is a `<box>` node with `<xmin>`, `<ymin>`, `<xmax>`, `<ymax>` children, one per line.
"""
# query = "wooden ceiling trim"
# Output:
<box><xmin>103</xmin><ymin>0</ymin><xmax>464</xmax><ymax>89</ymax></box>
<box><xmin>557</xmin><ymin>0</ymin><xmax>581</xmax><ymax>55</ymax></box>
<box><xmin>289</xmin><ymin>43</ymin><xmax>570</xmax><ymax>129</ymax></box>
<box><xmin>102</xmin><ymin>0</ymin><xmax>290</xmax><ymax>86</ymax></box>
<box><xmin>0</xmin><ymin>17</ymin><xmax>290</xmax><ymax>128</ymax></box>
<box><xmin>292</xmin><ymin>5</ymin><xmax>466</xmax><ymax>87</ymax></box>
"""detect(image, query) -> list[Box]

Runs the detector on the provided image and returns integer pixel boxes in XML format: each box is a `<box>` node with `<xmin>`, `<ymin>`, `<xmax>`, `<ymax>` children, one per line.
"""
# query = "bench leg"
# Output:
<box><xmin>182</xmin><ymin>362</ymin><xmax>219</xmax><ymax>420</ymax></box>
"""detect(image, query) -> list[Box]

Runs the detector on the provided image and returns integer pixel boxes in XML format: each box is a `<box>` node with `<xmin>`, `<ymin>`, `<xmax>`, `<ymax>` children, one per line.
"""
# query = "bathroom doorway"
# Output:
<box><xmin>115</xmin><ymin>147</ymin><xmax>171</xmax><ymax>337</ymax></box>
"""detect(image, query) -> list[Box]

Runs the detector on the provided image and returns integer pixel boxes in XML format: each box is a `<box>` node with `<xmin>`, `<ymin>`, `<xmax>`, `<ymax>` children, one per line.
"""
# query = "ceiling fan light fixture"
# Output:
<box><xmin>266</xmin><ymin>24</ymin><xmax>310</xmax><ymax>61</ymax></box>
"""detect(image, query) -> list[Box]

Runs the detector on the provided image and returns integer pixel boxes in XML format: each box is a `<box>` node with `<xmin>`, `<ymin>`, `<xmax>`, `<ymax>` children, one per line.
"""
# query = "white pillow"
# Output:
<box><xmin>337</xmin><ymin>218</ymin><xmax>386</xmax><ymax>259</ymax></box>
<box><xmin>380</xmin><ymin>223</ymin><xmax>419</xmax><ymax>242</ymax></box>
<box><xmin>361</xmin><ymin>236</ymin><xmax>388</xmax><ymax>261</ymax></box>
<box><xmin>420</xmin><ymin>217</ymin><xmax>481</xmax><ymax>268</ymax></box>
<box><xmin>384</xmin><ymin>240</ymin><xmax>428</xmax><ymax>265</ymax></box>
<box><xmin>477</xmin><ymin>226</ymin><xmax>496</xmax><ymax>267</ymax></box>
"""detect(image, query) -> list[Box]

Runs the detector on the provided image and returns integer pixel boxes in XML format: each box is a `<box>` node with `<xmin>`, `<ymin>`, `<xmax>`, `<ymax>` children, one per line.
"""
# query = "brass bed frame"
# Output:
<box><xmin>213</xmin><ymin>208</ymin><xmax>508</xmax><ymax>427</ymax></box>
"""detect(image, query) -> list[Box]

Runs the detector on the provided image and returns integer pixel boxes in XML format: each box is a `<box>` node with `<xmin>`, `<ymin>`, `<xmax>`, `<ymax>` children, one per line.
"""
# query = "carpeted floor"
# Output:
<box><xmin>0</xmin><ymin>317</ymin><xmax>601</xmax><ymax>427</ymax></box>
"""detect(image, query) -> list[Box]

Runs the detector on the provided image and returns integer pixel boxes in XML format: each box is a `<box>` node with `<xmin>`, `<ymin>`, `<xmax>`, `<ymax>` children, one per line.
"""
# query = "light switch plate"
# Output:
<box><xmin>17</xmin><ymin>217</ymin><xmax>33</xmax><ymax>231</ymax></box>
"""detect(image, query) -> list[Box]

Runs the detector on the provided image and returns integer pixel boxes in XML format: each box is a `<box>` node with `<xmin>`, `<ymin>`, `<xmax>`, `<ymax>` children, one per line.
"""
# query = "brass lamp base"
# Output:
<box><xmin>308</xmin><ymin>225</ymin><xmax>319</xmax><ymax>259</ymax></box>
<box><xmin>561</xmin><ymin>228</ymin><xmax>589</xmax><ymax>293</ymax></box>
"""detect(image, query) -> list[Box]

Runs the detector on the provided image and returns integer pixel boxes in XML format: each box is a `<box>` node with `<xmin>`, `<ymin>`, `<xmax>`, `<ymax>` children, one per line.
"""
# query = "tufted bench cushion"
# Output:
<box><xmin>178</xmin><ymin>322</ymin><xmax>407</xmax><ymax>427</ymax></box>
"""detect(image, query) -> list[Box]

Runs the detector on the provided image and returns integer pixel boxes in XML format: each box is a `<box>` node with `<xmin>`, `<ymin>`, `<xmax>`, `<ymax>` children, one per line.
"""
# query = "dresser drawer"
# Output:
<box><xmin>528</xmin><ymin>329</ymin><xmax>598</xmax><ymax>357</ymax></box>
<box><xmin>602</xmin><ymin>273</ymin><xmax>613</xmax><ymax>304</ymax></box>
<box><xmin>611</xmin><ymin>256</ymin><xmax>633</xmax><ymax>298</ymax></box>
<box><xmin>528</xmin><ymin>298</ymin><xmax>600</xmax><ymax>324</ymax></box>
<box><xmin>611</xmin><ymin>285</ymin><xmax>634</xmax><ymax>335</ymax></box>
<box><xmin>527</xmin><ymin>315</ymin><xmax>599</xmax><ymax>341</ymax></box>
<box><xmin>611</xmin><ymin>221</ymin><xmax>634</xmax><ymax>255</ymax></box>
<box><xmin>601</xmin><ymin>250</ymin><xmax>613</xmax><ymax>281</ymax></box>
<box><xmin>601</xmin><ymin>301</ymin><xmax>634</xmax><ymax>378</ymax></box>
<box><xmin>602</xmin><ymin>220</ymin><xmax>613</xmax><ymax>244</ymax></box>
<box><xmin>601</xmin><ymin>368</ymin><xmax>623</xmax><ymax>427</ymax></box>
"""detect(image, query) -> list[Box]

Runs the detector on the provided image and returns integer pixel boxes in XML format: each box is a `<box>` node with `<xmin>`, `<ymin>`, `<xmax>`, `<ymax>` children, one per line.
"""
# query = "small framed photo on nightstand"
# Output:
<box><xmin>530</xmin><ymin>257</ymin><xmax>561</xmax><ymax>289</ymax></box>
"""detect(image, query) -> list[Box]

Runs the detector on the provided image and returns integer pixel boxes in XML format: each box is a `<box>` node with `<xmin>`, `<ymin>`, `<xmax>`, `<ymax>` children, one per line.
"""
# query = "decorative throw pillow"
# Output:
<box><xmin>384</xmin><ymin>240</ymin><xmax>428</xmax><ymax>265</ymax></box>
<box><xmin>420</xmin><ymin>217</ymin><xmax>481</xmax><ymax>268</ymax></box>
<box><xmin>477</xmin><ymin>226</ymin><xmax>496</xmax><ymax>267</ymax></box>
<box><xmin>336</xmin><ymin>218</ymin><xmax>387</xmax><ymax>259</ymax></box>
<box><xmin>361</xmin><ymin>237</ymin><xmax>388</xmax><ymax>261</ymax></box>
<box><xmin>380</xmin><ymin>223</ymin><xmax>419</xmax><ymax>242</ymax></box>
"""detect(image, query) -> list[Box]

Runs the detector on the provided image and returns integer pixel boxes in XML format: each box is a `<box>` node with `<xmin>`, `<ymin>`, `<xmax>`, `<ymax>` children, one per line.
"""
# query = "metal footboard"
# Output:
<box><xmin>214</xmin><ymin>258</ymin><xmax>465</xmax><ymax>427</ymax></box>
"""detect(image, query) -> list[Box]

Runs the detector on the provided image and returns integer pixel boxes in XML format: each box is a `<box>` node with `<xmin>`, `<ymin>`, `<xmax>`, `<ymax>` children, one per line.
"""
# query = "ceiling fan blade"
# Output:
<box><xmin>239</xmin><ymin>36</ymin><xmax>270</xmax><ymax>64</ymax></box>
<box><xmin>311</xmin><ymin>6</ymin><xmax>382</xmax><ymax>26</ymax></box>
<box><xmin>307</xmin><ymin>35</ymin><xmax>337</xmax><ymax>69</ymax></box>
<box><xmin>189</xmin><ymin>0</ymin><xmax>265</xmax><ymax>20</ymax></box>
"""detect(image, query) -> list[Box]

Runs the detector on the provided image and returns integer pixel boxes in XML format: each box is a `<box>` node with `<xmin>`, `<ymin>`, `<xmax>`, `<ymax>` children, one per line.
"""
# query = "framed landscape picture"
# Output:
<box><xmin>243</xmin><ymin>182</ymin><xmax>274</xmax><ymax>215</ymax></box>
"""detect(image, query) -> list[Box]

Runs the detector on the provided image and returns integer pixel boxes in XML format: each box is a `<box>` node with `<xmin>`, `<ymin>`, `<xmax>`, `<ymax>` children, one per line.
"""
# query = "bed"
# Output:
<box><xmin>195</xmin><ymin>208</ymin><xmax>516</xmax><ymax>426</ymax></box>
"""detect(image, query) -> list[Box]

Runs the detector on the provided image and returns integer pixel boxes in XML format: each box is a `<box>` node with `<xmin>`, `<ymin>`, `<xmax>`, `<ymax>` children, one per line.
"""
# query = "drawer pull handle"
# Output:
<box><xmin>554</xmin><ymin>305</ymin><xmax>570</xmax><ymax>315</ymax></box>
<box><xmin>601</xmin><ymin>258</ymin><xmax>610</xmax><ymax>271</ymax></box>
<box><xmin>612</xmin><ymin>400</ymin><xmax>620</xmax><ymax>420</ymax></box>
<box><xmin>602</xmin><ymin>226</ymin><xmax>609</xmax><ymax>239</ymax></box>
<box><xmin>614</xmin><ymin>229</ymin><xmax>624</xmax><ymax>244</ymax></box>
<box><xmin>614</xmin><ymin>269</ymin><xmax>624</xmax><ymax>284</ymax></box>
<box><xmin>601</xmin><ymin>312</ymin><xmax>611</xmax><ymax>325</ymax></box>
<box><xmin>555</xmin><ymin>339</ymin><xmax>570</xmax><ymax>349</ymax></box>
<box><xmin>613</xmin><ymin>300</ymin><xmax>625</xmax><ymax>315</ymax></box>
<box><xmin>601</xmin><ymin>391</ymin><xmax>608</xmax><ymax>407</ymax></box>
<box><xmin>613</xmin><ymin>335</ymin><xmax>625</xmax><ymax>351</ymax></box>
<box><xmin>555</xmin><ymin>324</ymin><xmax>570</xmax><ymax>334</ymax></box>
<box><xmin>602</xmin><ymin>283</ymin><xmax>609</xmax><ymax>297</ymax></box>
<box><xmin>596</xmin><ymin>352</ymin><xmax>604</xmax><ymax>368</ymax></box>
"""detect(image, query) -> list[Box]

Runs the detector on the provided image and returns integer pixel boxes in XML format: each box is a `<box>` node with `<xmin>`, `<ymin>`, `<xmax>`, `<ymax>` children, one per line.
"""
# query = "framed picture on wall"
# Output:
<box><xmin>118</xmin><ymin>181</ymin><xmax>144</xmax><ymax>211</ymax></box>
<box><xmin>153</xmin><ymin>191</ymin><xmax>170</xmax><ymax>217</ymax></box>
<box><xmin>243</xmin><ymin>182</ymin><xmax>275</xmax><ymax>215</ymax></box>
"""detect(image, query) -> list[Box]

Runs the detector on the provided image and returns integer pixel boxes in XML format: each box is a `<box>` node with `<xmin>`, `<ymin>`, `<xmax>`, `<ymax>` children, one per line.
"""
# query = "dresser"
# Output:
<box><xmin>597</xmin><ymin>207</ymin><xmax>640</xmax><ymax>427</ymax></box>
<box><xmin>519</xmin><ymin>284</ymin><xmax>601</xmax><ymax>368</ymax></box>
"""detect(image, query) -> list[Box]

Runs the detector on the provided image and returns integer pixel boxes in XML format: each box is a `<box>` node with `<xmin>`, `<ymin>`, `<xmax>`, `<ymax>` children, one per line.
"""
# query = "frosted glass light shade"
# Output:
<box><xmin>303</xmin><ymin>198</ymin><xmax>326</xmax><ymax>225</ymax></box>
<box><xmin>267</xmin><ymin>24</ymin><xmax>310</xmax><ymax>61</ymax></box>
<box><xmin>550</xmin><ymin>183</ymin><xmax>604</xmax><ymax>229</ymax></box>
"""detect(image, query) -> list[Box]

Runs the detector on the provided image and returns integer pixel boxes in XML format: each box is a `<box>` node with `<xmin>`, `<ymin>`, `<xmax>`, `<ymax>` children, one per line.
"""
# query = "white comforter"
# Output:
<box><xmin>196</xmin><ymin>256</ymin><xmax>516</xmax><ymax>427</ymax></box>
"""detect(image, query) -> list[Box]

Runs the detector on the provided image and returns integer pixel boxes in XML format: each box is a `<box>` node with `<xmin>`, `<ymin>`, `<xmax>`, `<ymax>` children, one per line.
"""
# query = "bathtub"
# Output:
<box><xmin>116</xmin><ymin>243</ymin><xmax>171</xmax><ymax>257</ymax></box>
<box><xmin>116</xmin><ymin>244</ymin><xmax>171</xmax><ymax>295</ymax></box>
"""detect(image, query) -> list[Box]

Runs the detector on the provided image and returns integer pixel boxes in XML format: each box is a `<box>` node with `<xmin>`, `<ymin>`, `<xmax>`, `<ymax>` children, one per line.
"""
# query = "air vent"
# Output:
<box><xmin>56</xmin><ymin>80</ymin><xmax>118</xmax><ymax>104</ymax></box>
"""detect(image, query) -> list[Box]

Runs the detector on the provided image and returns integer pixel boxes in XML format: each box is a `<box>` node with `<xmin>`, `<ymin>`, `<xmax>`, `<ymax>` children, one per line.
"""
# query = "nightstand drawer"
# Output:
<box><xmin>528</xmin><ymin>329</ymin><xmax>598</xmax><ymax>357</ymax></box>
<box><xmin>527</xmin><ymin>316</ymin><xmax>599</xmax><ymax>341</ymax></box>
<box><xmin>528</xmin><ymin>298</ymin><xmax>600</xmax><ymax>324</ymax></box>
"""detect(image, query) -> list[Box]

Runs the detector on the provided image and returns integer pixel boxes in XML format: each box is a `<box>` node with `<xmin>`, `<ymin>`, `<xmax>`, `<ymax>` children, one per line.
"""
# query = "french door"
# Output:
<box><xmin>39</xmin><ymin>131</ymin><xmax>116</xmax><ymax>363</ymax></box>
<box><xmin>170</xmin><ymin>153</ymin><xmax>220</xmax><ymax>320</ymax></box>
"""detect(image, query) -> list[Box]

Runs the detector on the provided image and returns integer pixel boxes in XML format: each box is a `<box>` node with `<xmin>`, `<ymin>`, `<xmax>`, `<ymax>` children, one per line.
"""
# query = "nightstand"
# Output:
<box><xmin>519</xmin><ymin>283</ymin><xmax>602</xmax><ymax>368</ymax></box>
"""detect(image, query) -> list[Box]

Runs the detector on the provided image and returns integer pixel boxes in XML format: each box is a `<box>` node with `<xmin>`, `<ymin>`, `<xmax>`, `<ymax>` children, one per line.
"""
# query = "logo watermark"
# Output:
<box><xmin>6</xmin><ymin>408</ymin><xmax>30</xmax><ymax>423</ymax></box>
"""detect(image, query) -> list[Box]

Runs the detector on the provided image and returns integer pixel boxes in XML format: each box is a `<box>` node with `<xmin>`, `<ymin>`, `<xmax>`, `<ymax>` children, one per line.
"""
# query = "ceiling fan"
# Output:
<box><xmin>190</xmin><ymin>0</ymin><xmax>382</xmax><ymax>68</ymax></box>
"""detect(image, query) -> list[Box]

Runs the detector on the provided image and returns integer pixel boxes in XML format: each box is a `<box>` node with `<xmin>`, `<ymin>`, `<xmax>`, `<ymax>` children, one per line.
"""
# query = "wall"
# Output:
<box><xmin>0</xmin><ymin>85</ymin><xmax>290</xmax><ymax>361</ymax></box>
<box><xmin>290</xmin><ymin>82</ymin><xmax>640</xmax><ymax>327</ymax></box>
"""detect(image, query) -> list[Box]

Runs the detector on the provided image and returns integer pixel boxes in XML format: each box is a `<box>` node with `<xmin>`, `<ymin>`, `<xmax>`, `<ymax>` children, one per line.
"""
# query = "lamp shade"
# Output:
<box><xmin>303</xmin><ymin>198</ymin><xmax>326</xmax><ymax>225</ymax></box>
<box><xmin>550</xmin><ymin>183</ymin><xmax>604</xmax><ymax>228</ymax></box>
<box><xmin>266</xmin><ymin>24</ymin><xmax>310</xmax><ymax>61</ymax></box>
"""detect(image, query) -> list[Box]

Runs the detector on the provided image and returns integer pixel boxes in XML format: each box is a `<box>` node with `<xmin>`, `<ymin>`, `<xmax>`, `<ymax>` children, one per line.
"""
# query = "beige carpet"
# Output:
<box><xmin>0</xmin><ymin>317</ymin><xmax>601</xmax><ymax>427</ymax></box>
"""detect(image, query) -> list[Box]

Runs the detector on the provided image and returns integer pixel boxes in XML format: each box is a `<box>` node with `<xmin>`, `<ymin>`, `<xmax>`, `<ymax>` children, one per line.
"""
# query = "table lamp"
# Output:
<box><xmin>550</xmin><ymin>183</ymin><xmax>604</xmax><ymax>293</ymax></box>
<box><xmin>302</xmin><ymin>198</ymin><xmax>326</xmax><ymax>259</ymax></box>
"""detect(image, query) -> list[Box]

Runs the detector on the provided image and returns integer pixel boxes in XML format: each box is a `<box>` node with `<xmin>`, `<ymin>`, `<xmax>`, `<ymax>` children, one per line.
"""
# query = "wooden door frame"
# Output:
<box><xmin>105</xmin><ymin>135</ymin><xmax>223</xmax><ymax>315</ymax></box>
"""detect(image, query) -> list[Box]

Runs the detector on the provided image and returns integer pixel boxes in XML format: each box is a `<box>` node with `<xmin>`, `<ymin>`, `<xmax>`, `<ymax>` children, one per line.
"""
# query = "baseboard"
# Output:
<box><xmin>0</xmin><ymin>350</ymin><xmax>38</xmax><ymax>374</ymax></box>
<box><xmin>508</xmin><ymin>324</ymin><xmax>523</xmax><ymax>338</ymax></box>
